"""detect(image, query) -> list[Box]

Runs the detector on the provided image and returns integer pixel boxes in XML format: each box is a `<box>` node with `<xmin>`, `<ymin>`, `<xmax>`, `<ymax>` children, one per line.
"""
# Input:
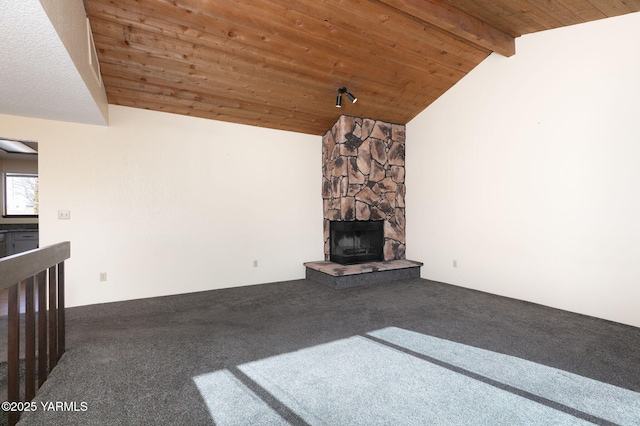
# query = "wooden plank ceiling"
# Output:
<box><xmin>85</xmin><ymin>0</ymin><xmax>640</xmax><ymax>135</ymax></box>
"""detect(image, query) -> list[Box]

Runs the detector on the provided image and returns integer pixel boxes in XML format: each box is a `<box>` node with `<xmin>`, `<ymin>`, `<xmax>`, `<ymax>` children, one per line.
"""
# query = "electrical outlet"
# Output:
<box><xmin>100</xmin><ymin>272</ymin><xmax>107</xmax><ymax>282</ymax></box>
<box><xmin>58</xmin><ymin>210</ymin><xmax>71</xmax><ymax>220</ymax></box>
<box><xmin>453</xmin><ymin>260</ymin><xmax>457</xmax><ymax>268</ymax></box>
<box><xmin>253</xmin><ymin>260</ymin><xmax>258</xmax><ymax>268</ymax></box>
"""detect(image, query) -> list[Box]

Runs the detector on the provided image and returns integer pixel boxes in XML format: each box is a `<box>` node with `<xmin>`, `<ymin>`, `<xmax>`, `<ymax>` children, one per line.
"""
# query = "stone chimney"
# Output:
<box><xmin>322</xmin><ymin>115</ymin><xmax>406</xmax><ymax>261</ymax></box>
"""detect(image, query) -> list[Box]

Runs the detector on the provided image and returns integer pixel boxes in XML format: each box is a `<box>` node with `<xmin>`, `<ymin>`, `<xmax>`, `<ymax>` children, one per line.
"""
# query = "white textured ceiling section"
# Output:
<box><xmin>0</xmin><ymin>0</ymin><xmax>107</xmax><ymax>126</ymax></box>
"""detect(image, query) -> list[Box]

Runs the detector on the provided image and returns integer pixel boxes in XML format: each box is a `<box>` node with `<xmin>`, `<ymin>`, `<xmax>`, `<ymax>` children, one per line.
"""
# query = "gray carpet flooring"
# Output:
<box><xmin>4</xmin><ymin>278</ymin><xmax>640</xmax><ymax>425</ymax></box>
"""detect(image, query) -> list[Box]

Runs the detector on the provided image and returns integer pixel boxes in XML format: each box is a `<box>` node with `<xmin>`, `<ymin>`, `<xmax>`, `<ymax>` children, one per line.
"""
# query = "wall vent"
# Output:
<box><xmin>87</xmin><ymin>17</ymin><xmax>102</xmax><ymax>87</ymax></box>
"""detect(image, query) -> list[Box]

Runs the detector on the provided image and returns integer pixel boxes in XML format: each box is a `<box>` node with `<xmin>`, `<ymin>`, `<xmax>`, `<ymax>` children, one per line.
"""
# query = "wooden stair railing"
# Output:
<box><xmin>1</xmin><ymin>242</ymin><xmax>70</xmax><ymax>426</ymax></box>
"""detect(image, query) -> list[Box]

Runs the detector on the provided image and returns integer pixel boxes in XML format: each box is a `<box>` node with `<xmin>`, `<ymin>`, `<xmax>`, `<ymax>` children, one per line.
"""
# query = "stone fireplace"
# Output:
<box><xmin>322</xmin><ymin>115</ymin><xmax>406</xmax><ymax>262</ymax></box>
<box><xmin>305</xmin><ymin>114</ymin><xmax>421</xmax><ymax>288</ymax></box>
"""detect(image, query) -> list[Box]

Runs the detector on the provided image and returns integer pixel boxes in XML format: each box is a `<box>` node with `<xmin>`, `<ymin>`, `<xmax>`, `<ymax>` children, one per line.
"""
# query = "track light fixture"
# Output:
<box><xmin>336</xmin><ymin>87</ymin><xmax>357</xmax><ymax>108</ymax></box>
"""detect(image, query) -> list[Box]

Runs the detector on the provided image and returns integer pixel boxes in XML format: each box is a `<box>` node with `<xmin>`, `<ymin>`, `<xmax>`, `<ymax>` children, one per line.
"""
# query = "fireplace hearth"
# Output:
<box><xmin>330</xmin><ymin>220</ymin><xmax>384</xmax><ymax>265</ymax></box>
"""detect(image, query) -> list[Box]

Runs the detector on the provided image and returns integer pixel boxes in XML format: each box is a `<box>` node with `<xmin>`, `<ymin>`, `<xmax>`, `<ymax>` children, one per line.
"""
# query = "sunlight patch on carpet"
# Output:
<box><xmin>369</xmin><ymin>326</ymin><xmax>640</xmax><ymax>426</ymax></box>
<box><xmin>193</xmin><ymin>330</ymin><xmax>621</xmax><ymax>425</ymax></box>
<box><xmin>193</xmin><ymin>369</ymin><xmax>288</xmax><ymax>426</ymax></box>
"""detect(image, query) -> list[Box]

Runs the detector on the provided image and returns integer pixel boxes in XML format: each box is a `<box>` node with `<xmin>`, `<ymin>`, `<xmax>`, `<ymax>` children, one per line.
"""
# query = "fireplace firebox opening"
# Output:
<box><xmin>330</xmin><ymin>220</ymin><xmax>384</xmax><ymax>265</ymax></box>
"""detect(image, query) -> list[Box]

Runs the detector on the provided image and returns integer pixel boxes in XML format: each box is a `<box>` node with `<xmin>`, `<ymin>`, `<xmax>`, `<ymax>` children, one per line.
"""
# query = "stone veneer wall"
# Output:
<box><xmin>322</xmin><ymin>115</ymin><xmax>406</xmax><ymax>261</ymax></box>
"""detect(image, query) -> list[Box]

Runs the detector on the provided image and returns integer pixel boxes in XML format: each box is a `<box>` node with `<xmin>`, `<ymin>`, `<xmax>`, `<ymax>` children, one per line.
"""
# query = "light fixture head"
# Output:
<box><xmin>336</xmin><ymin>87</ymin><xmax>356</xmax><ymax>107</ymax></box>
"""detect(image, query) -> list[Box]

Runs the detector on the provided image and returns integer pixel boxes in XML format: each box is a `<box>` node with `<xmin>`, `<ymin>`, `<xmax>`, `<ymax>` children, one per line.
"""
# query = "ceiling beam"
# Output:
<box><xmin>379</xmin><ymin>0</ymin><xmax>516</xmax><ymax>57</ymax></box>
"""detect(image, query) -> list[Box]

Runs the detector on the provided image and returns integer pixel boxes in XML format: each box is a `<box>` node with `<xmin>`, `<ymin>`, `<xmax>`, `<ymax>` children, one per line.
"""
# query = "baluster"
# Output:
<box><xmin>48</xmin><ymin>265</ymin><xmax>58</xmax><ymax>371</ymax></box>
<box><xmin>25</xmin><ymin>276</ymin><xmax>36</xmax><ymax>401</ymax></box>
<box><xmin>57</xmin><ymin>262</ymin><xmax>66</xmax><ymax>358</ymax></box>
<box><xmin>37</xmin><ymin>270</ymin><xmax>48</xmax><ymax>387</ymax></box>
<box><xmin>7</xmin><ymin>282</ymin><xmax>20</xmax><ymax>426</ymax></box>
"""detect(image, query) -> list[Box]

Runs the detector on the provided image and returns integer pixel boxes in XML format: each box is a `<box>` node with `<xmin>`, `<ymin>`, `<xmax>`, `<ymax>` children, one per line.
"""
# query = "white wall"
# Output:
<box><xmin>407</xmin><ymin>12</ymin><xmax>640</xmax><ymax>327</ymax></box>
<box><xmin>0</xmin><ymin>105</ymin><xmax>323</xmax><ymax>307</ymax></box>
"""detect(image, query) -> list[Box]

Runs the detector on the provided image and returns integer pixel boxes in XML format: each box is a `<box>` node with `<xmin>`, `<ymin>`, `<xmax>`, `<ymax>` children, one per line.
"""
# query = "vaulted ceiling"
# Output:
<box><xmin>84</xmin><ymin>0</ymin><xmax>640</xmax><ymax>135</ymax></box>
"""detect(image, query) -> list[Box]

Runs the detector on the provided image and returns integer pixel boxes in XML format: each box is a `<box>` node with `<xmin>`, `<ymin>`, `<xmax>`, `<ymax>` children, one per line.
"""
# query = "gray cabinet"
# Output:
<box><xmin>5</xmin><ymin>231</ymin><xmax>39</xmax><ymax>256</ymax></box>
<box><xmin>0</xmin><ymin>232</ymin><xmax>6</xmax><ymax>257</ymax></box>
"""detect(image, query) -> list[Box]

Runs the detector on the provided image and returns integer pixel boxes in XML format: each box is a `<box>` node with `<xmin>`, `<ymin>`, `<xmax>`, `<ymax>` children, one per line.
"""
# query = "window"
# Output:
<box><xmin>3</xmin><ymin>173</ymin><xmax>39</xmax><ymax>217</ymax></box>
